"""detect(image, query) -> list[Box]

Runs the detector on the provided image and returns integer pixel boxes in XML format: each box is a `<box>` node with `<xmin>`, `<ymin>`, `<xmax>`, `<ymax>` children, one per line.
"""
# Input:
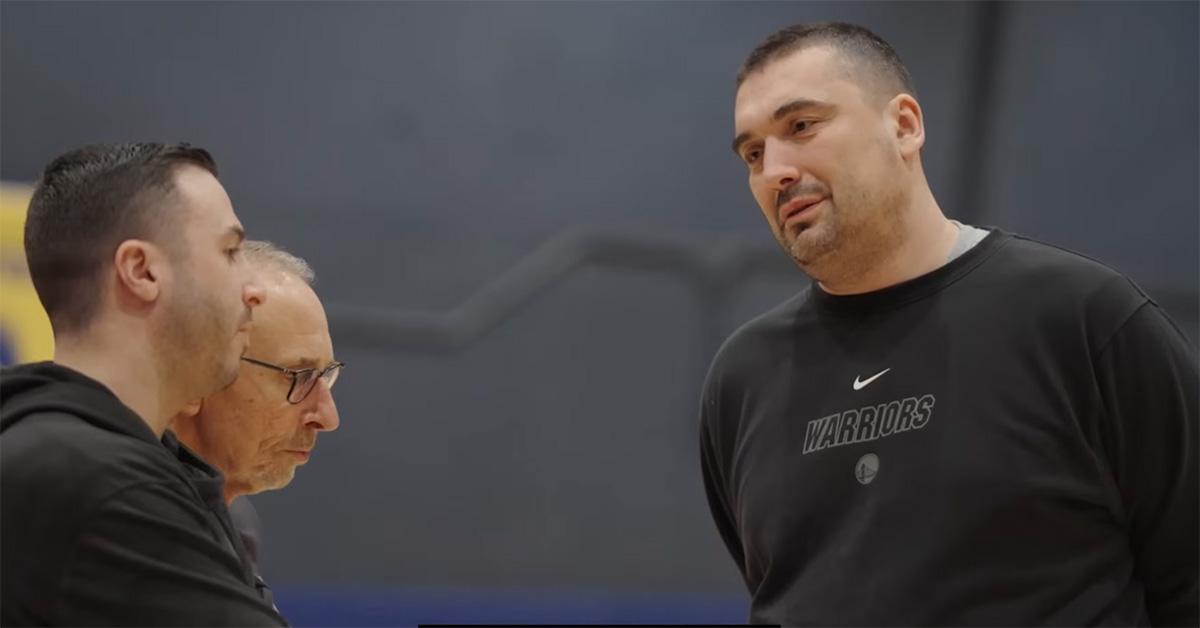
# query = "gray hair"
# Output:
<box><xmin>242</xmin><ymin>240</ymin><xmax>315</xmax><ymax>285</ymax></box>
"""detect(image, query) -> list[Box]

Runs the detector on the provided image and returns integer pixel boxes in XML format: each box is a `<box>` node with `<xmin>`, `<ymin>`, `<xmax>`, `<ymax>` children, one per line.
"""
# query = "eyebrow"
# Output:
<box><xmin>731</xmin><ymin>98</ymin><xmax>835</xmax><ymax>155</ymax></box>
<box><xmin>289</xmin><ymin>357</ymin><xmax>322</xmax><ymax>369</ymax></box>
<box><xmin>289</xmin><ymin>357</ymin><xmax>335</xmax><ymax>370</ymax></box>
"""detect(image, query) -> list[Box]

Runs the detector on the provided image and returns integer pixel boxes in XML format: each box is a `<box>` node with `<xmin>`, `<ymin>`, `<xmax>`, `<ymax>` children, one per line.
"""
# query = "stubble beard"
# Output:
<box><xmin>158</xmin><ymin>279</ymin><xmax>242</xmax><ymax>401</ymax></box>
<box><xmin>780</xmin><ymin>182</ymin><xmax>907</xmax><ymax>290</ymax></box>
<box><xmin>781</xmin><ymin>205</ymin><xmax>841</xmax><ymax>274</ymax></box>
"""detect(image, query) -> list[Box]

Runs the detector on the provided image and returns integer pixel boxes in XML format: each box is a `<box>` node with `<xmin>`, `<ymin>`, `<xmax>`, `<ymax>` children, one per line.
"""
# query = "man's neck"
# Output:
<box><xmin>818</xmin><ymin>189</ymin><xmax>959</xmax><ymax>296</ymax></box>
<box><xmin>54</xmin><ymin>333</ymin><xmax>176</xmax><ymax>437</ymax></box>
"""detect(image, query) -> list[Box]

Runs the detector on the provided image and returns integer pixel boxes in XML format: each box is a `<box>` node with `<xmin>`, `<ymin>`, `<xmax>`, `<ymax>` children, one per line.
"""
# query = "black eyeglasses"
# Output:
<box><xmin>240</xmin><ymin>356</ymin><xmax>345</xmax><ymax>404</ymax></box>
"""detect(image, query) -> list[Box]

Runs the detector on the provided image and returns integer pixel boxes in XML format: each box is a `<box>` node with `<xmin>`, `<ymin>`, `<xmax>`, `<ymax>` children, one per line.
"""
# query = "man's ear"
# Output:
<box><xmin>890</xmin><ymin>93</ymin><xmax>925</xmax><ymax>159</ymax></box>
<box><xmin>113</xmin><ymin>239</ymin><xmax>165</xmax><ymax>304</ymax></box>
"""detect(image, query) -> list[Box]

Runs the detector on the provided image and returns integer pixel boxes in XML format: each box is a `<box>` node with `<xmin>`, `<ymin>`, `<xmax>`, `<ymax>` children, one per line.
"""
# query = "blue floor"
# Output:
<box><xmin>272</xmin><ymin>584</ymin><xmax>748</xmax><ymax>626</ymax></box>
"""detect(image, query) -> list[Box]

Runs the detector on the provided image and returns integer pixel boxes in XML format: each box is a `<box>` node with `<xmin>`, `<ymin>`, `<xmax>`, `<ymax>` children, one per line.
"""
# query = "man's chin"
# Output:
<box><xmin>261</xmin><ymin>467</ymin><xmax>298</xmax><ymax>491</ymax></box>
<box><xmin>787</xmin><ymin>233</ymin><xmax>823</xmax><ymax>261</ymax></box>
<box><xmin>786</xmin><ymin>230</ymin><xmax>838</xmax><ymax>271</ymax></box>
<box><xmin>216</xmin><ymin>362</ymin><xmax>241</xmax><ymax>391</ymax></box>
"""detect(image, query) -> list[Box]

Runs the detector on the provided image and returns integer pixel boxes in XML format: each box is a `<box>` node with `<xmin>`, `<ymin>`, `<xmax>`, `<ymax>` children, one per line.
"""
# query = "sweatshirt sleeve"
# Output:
<box><xmin>699</xmin><ymin>365</ymin><xmax>749</xmax><ymax>586</ymax></box>
<box><xmin>1093</xmin><ymin>302</ymin><xmax>1198</xmax><ymax>627</ymax></box>
<box><xmin>56</xmin><ymin>481</ymin><xmax>288</xmax><ymax>627</ymax></box>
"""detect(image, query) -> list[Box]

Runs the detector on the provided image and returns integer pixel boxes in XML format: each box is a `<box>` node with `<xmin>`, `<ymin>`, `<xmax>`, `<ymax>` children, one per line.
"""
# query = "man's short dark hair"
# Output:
<box><xmin>24</xmin><ymin>142</ymin><xmax>218</xmax><ymax>334</ymax></box>
<box><xmin>737</xmin><ymin>22</ymin><xmax>916</xmax><ymax>102</ymax></box>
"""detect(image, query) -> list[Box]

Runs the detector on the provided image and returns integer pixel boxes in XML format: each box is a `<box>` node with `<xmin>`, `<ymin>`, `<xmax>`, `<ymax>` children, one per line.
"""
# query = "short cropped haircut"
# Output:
<box><xmin>737</xmin><ymin>22</ymin><xmax>916</xmax><ymax>102</ymax></box>
<box><xmin>24</xmin><ymin>143</ymin><xmax>218</xmax><ymax>334</ymax></box>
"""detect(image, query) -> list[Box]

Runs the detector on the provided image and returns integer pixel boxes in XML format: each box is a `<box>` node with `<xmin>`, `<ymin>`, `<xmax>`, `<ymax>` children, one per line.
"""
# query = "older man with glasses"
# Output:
<box><xmin>170</xmin><ymin>240</ymin><xmax>342</xmax><ymax>609</ymax></box>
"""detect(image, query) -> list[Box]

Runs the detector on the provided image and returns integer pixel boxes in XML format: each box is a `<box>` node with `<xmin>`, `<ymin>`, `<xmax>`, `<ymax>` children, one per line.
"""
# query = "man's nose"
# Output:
<box><xmin>306</xmin><ymin>380</ymin><xmax>340</xmax><ymax>432</ymax></box>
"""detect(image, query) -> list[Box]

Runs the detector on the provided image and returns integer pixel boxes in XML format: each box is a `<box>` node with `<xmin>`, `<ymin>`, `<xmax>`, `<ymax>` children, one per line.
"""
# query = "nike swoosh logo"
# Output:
<box><xmin>853</xmin><ymin>368</ymin><xmax>890</xmax><ymax>391</ymax></box>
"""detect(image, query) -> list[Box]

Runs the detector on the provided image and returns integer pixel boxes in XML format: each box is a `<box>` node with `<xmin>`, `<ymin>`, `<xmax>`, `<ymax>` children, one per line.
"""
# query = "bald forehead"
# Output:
<box><xmin>257</xmin><ymin>273</ymin><xmax>323</xmax><ymax>323</ymax></box>
<box><xmin>249</xmin><ymin>274</ymin><xmax>332</xmax><ymax>368</ymax></box>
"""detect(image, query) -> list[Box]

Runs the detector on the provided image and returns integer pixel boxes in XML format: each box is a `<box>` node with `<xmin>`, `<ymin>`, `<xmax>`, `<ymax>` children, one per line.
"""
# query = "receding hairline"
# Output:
<box><xmin>241</xmin><ymin>239</ymin><xmax>316</xmax><ymax>285</ymax></box>
<box><xmin>241</xmin><ymin>241</ymin><xmax>331</xmax><ymax>368</ymax></box>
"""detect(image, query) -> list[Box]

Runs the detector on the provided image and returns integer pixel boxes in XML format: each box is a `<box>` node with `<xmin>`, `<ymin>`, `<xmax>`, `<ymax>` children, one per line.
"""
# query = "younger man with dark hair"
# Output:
<box><xmin>1</xmin><ymin>143</ymin><xmax>285</xmax><ymax>625</ymax></box>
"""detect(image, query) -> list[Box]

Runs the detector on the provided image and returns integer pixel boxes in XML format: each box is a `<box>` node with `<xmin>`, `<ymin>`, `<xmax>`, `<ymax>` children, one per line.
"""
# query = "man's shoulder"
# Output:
<box><xmin>942</xmin><ymin>230</ymin><xmax>1154</xmax><ymax>355</ymax></box>
<box><xmin>994</xmin><ymin>233</ymin><xmax>1144</xmax><ymax>293</ymax></box>
<box><xmin>706</xmin><ymin>288</ymin><xmax>815</xmax><ymax>384</ymax></box>
<box><xmin>2</xmin><ymin>409</ymin><xmax>191</xmax><ymax>515</ymax></box>
<box><xmin>0</xmin><ymin>410</ymin><xmax>211</xmax><ymax>625</ymax></box>
<box><xmin>986</xmin><ymin>232</ymin><xmax>1151</xmax><ymax>326</ymax></box>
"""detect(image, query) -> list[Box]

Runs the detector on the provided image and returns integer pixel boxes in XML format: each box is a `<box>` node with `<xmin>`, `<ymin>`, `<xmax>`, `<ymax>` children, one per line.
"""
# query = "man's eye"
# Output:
<box><xmin>743</xmin><ymin>150</ymin><xmax>761</xmax><ymax>165</ymax></box>
<box><xmin>792</xmin><ymin>120</ymin><xmax>812</xmax><ymax>134</ymax></box>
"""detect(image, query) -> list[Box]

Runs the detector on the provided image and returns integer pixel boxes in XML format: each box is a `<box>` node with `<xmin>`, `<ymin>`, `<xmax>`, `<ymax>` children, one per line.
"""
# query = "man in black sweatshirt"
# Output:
<box><xmin>705</xmin><ymin>23</ymin><xmax>1198</xmax><ymax>625</ymax></box>
<box><xmin>1</xmin><ymin>143</ymin><xmax>286</xmax><ymax>625</ymax></box>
